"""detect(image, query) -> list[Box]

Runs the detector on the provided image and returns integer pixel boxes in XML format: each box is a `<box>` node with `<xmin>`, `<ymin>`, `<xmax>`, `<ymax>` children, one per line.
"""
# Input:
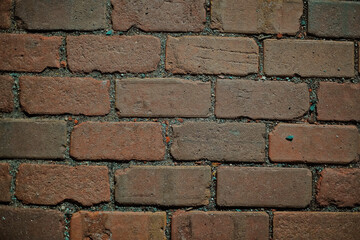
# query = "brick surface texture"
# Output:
<box><xmin>0</xmin><ymin>0</ymin><xmax>11</xmax><ymax>29</ymax></box>
<box><xmin>0</xmin><ymin>163</ymin><xmax>11</xmax><ymax>202</ymax></box>
<box><xmin>0</xmin><ymin>75</ymin><xmax>14</xmax><ymax>112</ymax></box>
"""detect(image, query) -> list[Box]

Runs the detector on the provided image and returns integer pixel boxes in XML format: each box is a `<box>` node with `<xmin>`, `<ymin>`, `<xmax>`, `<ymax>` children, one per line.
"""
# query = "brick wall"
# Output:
<box><xmin>0</xmin><ymin>0</ymin><xmax>359</xmax><ymax>239</ymax></box>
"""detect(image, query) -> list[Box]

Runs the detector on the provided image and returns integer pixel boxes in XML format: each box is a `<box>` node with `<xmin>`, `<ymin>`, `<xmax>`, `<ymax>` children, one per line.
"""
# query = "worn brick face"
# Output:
<box><xmin>71</xmin><ymin>211</ymin><xmax>166</xmax><ymax>240</ymax></box>
<box><xmin>16</xmin><ymin>164</ymin><xmax>110</xmax><ymax>206</ymax></box>
<box><xmin>70</xmin><ymin>122</ymin><xmax>165</xmax><ymax>161</ymax></box>
<box><xmin>264</xmin><ymin>39</ymin><xmax>354</xmax><ymax>77</ymax></box>
<box><xmin>0</xmin><ymin>163</ymin><xmax>11</xmax><ymax>203</ymax></box>
<box><xmin>67</xmin><ymin>35</ymin><xmax>161</xmax><ymax>73</ymax></box>
<box><xmin>211</xmin><ymin>0</ymin><xmax>303</xmax><ymax>35</ymax></box>
<box><xmin>166</xmin><ymin>36</ymin><xmax>259</xmax><ymax>75</ymax></box>
<box><xmin>217</xmin><ymin>167</ymin><xmax>312</xmax><ymax>208</ymax></box>
<box><xmin>172</xmin><ymin>211</ymin><xmax>269</xmax><ymax>240</ymax></box>
<box><xmin>15</xmin><ymin>0</ymin><xmax>107</xmax><ymax>30</ymax></box>
<box><xmin>0</xmin><ymin>75</ymin><xmax>14</xmax><ymax>112</ymax></box>
<box><xmin>112</xmin><ymin>0</ymin><xmax>206</xmax><ymax>32</ymax></box>
<box><xmin>317</xmin><ymin>82</ymin><xmax>360</xmax><ymax>122</ymax></box>
<box><xmin>215</xmin><ymin>79</ymin><xmax>309</xmax><ymax>120</ymax></box>
<box><xmin>0</xmin><ymin>34</ymin><xmax>62</xmax><ymax>72</ymax></box>
<box><xmin>0</xmin><ymin>0</ymin><xmax>11</xmax><ymax>29</ymax></box>
<box><xmin>171</xmin><ymin>122</ymin><xmax>266</xmax><ymax>162</ymax></box>
<box><xmin>269</xmin><ymin>124</ymin><xmax>359</xmax><ymax>164</ymax></box>
<box><xmin>116</xmin><ymin>78</ymin><xmax>211</xmax><ymax>117</ymax></box>
<box><xmin>20</xmin><ymin>76</ymin><xmax>110</xmax><ymax>116</ymax></box>
<box><xmin>115</xmin><ymin>166</ymin><xmax>211</xmax><ymax>206</ymax></box>
<box><xmin>0</xmin><ymin>119</ymin><xmax>67</xmax><ymax>159</ymax></box>
<box><xmin>274</xmin><ymin>212</ymin><xmax>360</xmax><ymax>240</ymax></box>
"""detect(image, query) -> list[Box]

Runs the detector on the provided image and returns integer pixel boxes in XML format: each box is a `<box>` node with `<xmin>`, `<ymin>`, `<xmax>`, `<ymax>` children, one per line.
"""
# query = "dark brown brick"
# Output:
<box><xmin>115</xmin><ymin>166</ymin><xmax>211</xmax><ymax>206</ymax></box>
<box><xmin>16</xmin><ymin>164</ymin><xmax>110</xmax><ymax>206</ymax></box>
<box><xmin>269</xmin><ymin>124</ymin><xmax>359</xmax><ymax>164</ymax></box>
<box><xmin>211</xmin><ymin>0</ymin><xmax>303</xmax><ymax>35</ymax></box>
<box><xmin>217</xmin><ymin>167</ymin><xmax>312</xmax><ymax>207</ymax></box>
<box><xmin>317</xmin><ymin>82</ymin><xmax>360</xmax><ymax>122</ymax></box>
<box><xmin>116</xmin><ymin>78</ymin><xmax>211</xmax><ymax>117</ymax></box>
<box><xmin>0</xmin><ymin>0</ymin><xmax>11</xmax><ymax>29</ymax></box>
<box><xmin>15</xmin><ymin>0</ymin><xmax>106</xmax><ymax>30</ymax></box>
<box><xmin>215</xmin><ymin>79</ymin><xmax>309</xmax><ymax>120</ymax></box>
<box><xmin>0</xmin><ymin>34</ymin><xmax>62</xmax><ymax>72</ymax></box>
<box><xmin>70</xmin><ymin>122</ymin><xmax>165</xmax><ymax>161</ymax></box>
<box><xmin>264</xmin><ymin>39</ymin><xmax>354</xmax><ymax>77</ymax></box>
<box><xmin>67</xmin><ymin>35</ymin><xmax>161</xmax><ymax>73</ymax></box>
<box><xmin>166</xmin><ymin>36</ymin><xmax>259</xmax><ymax>75</ymax></box>
<box><xmin>274</xmin><ymin>212</ymin><xmax>360</xmax><ymax>240</ymax></box>
<box><xmin>0</xmin><ymin>119</ymin><xmax>67</xmax><ymax>159</ymax></box>
<box><xmin>0</xmin><ymin>75</ymin><xmax>14</xmax><ymax>112</ymax></box>
<box><xmin>308</xmin><ymin>1</ymin><xmax>360</xmax><ymax>38</ymax></box>
<box><xmin>317</xmin><ymin>168</ymin><xmax>360</xmax><ymax>207</ymax></box>
<box><xmin>172</xmin><ymin>211</ymin><xmax>269</xmax><ymax>240</ymax></box>
<box><xmin>0</xmin><ymin>163</ymin><xmax>11</xmax><ymax>202</ymax></box>
<box><xmin>20</xmin><ymin>76</ymin><xmax>110</xmax><ymax>116</ymax></box>
<box><xmin>71</xmin><ymin>211</ymin><xmax>166</xmax><ymax>240</ymax></box>
<box><xmin>0</xmin><ymin>206</ymin><xmax>64</xmax><ymax>240</ymax></box>
<box><xmin>171</xmin><ymin>122</ymin><xmax>266</xmax><ymax>162</ymax></box>
<box><xmin>112</xmin><ymin>0</ymin><xmax>206</xmax><ymax>32</ymax></box>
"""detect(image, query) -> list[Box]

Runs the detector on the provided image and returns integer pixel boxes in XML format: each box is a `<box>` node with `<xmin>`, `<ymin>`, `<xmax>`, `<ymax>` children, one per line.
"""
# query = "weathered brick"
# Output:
<box><xmin>15</xmin><ymin>0</ymin><xmax>106</xmax><ymax>30</ymax></box>
<box><xmin>0</xmin><ymin>75</ymin><xmax>14</xmax><ymax>112</ymax></box>
<box><xmin>211</xmin><ymin>0</ymin><xmax>303</xmax><ymax>35</ymax></box>
<box><xmin>217</xmin><ymin>167</ymin><xmax>312</xmax><ymax>207</ymax></box>
<box><xmin>116</xmin><ymin>78</ymin><xmax>211</xmax><ymax>117</ymax></box>
<box><xmin>115</xmin><ymin>166</ymin><xmax>211</xmax><ymax>206</ymax></box>
<box><xmin>0</xmin><ymin>34</ymin><xmax>62</xmax><ymax>72</ymax></box>
<box><xmin>112</xmin><ymin>0</ymin><xmax>206</xmax><ymax>32</ymax></box>
<box><xmin>67</xmin><ymin>35</ymin><xmax>160</xmax><ymax>73</ymax></box>
<box><xmin>274</xmin><ymin>212</ymin><xmax>360</xmax><ymax>240</ymax></box>
<box><xmin>269</xmin><ymin>124</ymin><xmax>359</xmax><ymax>164</ymax></box>
<box><xmin>20</xmin><ymin>76</ymin><xmax>110</xmax><ymax>116</ymax></box>
<box><xmin>172</xmin><ymin>211</ymin><xmax>269</xmax><ymax>240</ymax></box>
<box><xmin>308</xmin><ymin>1</ymin><xmax>360</xmax><ymax>38</ymax></box>
<box><xmin>71</xmin><ymin>211</ymin><xmax>166</xmax><ymax>240</ymax></box>
<box><xmin>215</xmin><ymin>79</ymin><xmax>309</xmax><ymax>120</ymax></box>
<box><xmin>0</xmin><ymin>119</ymin><xmax>67</xmax><ymax>159</ymax></box>
<box><xmin>317</xmin><ymin>82</ymin><xmax>360</xmax><ymax>122</ymax></box>
<box><xmin>0</xmin><ymin>206</ymin><xmax>64</xmax><ymax>240</ymax></box>
<box><xmin>70</xmin><ymin>122</ymin><xmax>165</xmax><ymax>161</ymax></box>
<box><xmin>264</xmin><ymin>39</ymin><xmax>354</xmax><ymax>77</ymax></box>
<box><xmin>317</xmin><ymin>168</ymin><xmax>360</xmax><ymax>207</ymax></box>
<box><xmin>171</xmin><ymin>122</ymin><xmax>266</xmax><ymax>162</ymax></box>
<box><xmin>166</xmin><ymin>36</ymin><xmax>259</xmax><ymax>75</ymax></box>
<box><xmin>0</xmin><ymin>0</ymin><xmax>11</xmax><ymax>29</ymax></box>
<box><xmin>16</xmin><ymin>164</ymin><xmax>110</xmax><ymax>206</ymax></box>
<box><xmin>0</xmin><ymin>163</ymin><xmax>11</xmax><ymax>202</ymax></box>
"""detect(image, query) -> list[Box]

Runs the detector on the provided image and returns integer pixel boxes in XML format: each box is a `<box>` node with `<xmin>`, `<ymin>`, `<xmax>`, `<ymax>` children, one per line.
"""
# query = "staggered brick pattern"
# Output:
<box><xmin>1</xmin><ymin>0</ymin><xmax>359</xmax><ymax>239</ymax></box>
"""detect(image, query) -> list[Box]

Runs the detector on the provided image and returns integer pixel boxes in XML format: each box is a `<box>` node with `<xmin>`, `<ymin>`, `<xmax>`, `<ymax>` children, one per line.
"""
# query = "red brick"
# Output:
<box><xmin>215</xmin><ymin>79</ymin><xmax>309</xmax><ymax>120</ymax></box>
<box><xmin>211</xmin><ymin>0</ymin><xmax>302</xmax><ymax>35</ymax></box>
<box><xmin>0</xmin><ymin>0</ymin><xmax>11</xmax><ymax>29</ymax></box>
<box><xmin>0</xmin><ymin>75</ymin><xmax>14</xmax><ymax>112</ymax></box>
<box><xmin>15</xmin><ymin>0</ymin><xmax>106</xmax><ymax>31</ymax></box>
<box><xmin>0</xmin><ymin>163</ymin><xmax>11</xmax><ymax>202</ymax></box>
<box><xmin>264</xmin><ymin>39</ymin><xmax>354</xmax><ymax>77</ymax></box>
<box><xmin>171</xmin><ymin>122</ymin><xmax>266</xmax><ymax>162</ymax></box>
<box><xmin>166</xmin><ymin>36</ymin><xmax>259</xmax><ymax>75</ymax></box>
<box><xmin>217</xmin><ymin>167</ymin><xmax>312</xmax><ymax>207</ymax></box>
<box><xmin>16</xmin><ymin>163</ymin><xmax>110</xmax><ymax>206</ymax></box>
<box><xmin>308</xmin><ymin>1</ymin><xmax>360</xmax><ymax>38</ymax></box>
<box><xmin>269</xmin><ymin>124</ymin><xmax>359</xmax><ymax>164</ymax></box>
<box><xmin>67</xmin><ymin>35</ymin><xmax>161</xmax><ymax>73</ymax></box>
<box><xmin>116</xmin><ymin>78</ymin><xmax>211</xmax><ymax>117</ymax></box>
<box><xmin>317</xmin><ymin>168</ymin><xmax>360</xmax><ymax>207</ymax></box>
<box><xmin>70</xmin><ymin>122</ymin><xmax>165</xmax><ymax>161</ymax></box>
<box><xmin>20</xmin><ymin>76</ymin><xmax>110</xmax><ymax>116</ymax></box>
<box><xmin>317</xmin><ymin>82</ymin><xmax>360</xmax><ymax>121</ymax></box>
<box><xmin>0</xmin><ymin>119</ymin><xmax>67</xmax><ymax>159</ymax></box>
<box><xmin>71</xmin><ymin>211</ymin><xmax>166</xmax><ymax>240</ymax></box>
<box><xmin>0</xmin><ymin>206</ymin><xmax>64</xmax><ymax>240</ymax></box>
<box><xmin>115</xmin><ymin>166</ymin><xmax>211</xmax><ymax>206</ymax></box>
<box><xmin>112</xmin><ymin>0</ymin><xmax>206</xmax><ymax>32</ymax></box>
<box><xmin>274</xmin><ymin>212</ymin><xmax>360</xmax><ymax>240</ymax></box>
<box><xmin>172</xmin><ymin>211</ymin><xmax>269</xmax><ymax>240</ymax></box>
<box><xmin>0</xmin><ymin>34</ymin><xmax>62</xmax><ymax>72</ymax></box>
